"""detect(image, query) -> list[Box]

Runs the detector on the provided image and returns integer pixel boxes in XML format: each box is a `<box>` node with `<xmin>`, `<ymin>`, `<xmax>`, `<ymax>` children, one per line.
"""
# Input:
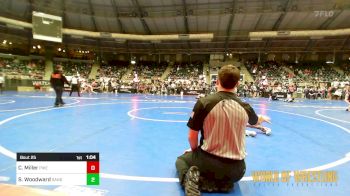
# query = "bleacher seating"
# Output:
<box><xmin>56</xmin><ymin>61</ymin><xmax>92</xmax><ymax>78</ymax></box>
<box><xmin>0</xmin><ymin>58</ymin><xmax>45</xmax><ymax>79</ymax></box>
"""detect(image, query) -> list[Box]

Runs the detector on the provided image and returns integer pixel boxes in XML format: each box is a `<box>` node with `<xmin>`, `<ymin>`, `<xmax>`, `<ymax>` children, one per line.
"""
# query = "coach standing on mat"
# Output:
<box><xmin>50</xmin><ymin>65</ymin><xmax>69</xmax><ymax>107</ymax></box>
<box><xmin>176</xmin><ymin>65</ymin><xmax>271</xmax><ymax>196</ymax></box>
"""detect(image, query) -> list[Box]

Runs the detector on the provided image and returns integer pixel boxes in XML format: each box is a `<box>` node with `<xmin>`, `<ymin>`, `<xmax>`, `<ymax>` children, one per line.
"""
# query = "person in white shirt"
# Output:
<box><xmin>333</xmin><ymin>79</ymin><xmax>340</xmax><ymax>88</ymax></box>
<box><xmin>69</xmin><ymin>75</ymin><xmax>81</xmax><ymax>97</ymax></box>
<box><xmin>334</xmin><ymin>88</ymin><xmax>342</xmax><ymax>100</ymax></box>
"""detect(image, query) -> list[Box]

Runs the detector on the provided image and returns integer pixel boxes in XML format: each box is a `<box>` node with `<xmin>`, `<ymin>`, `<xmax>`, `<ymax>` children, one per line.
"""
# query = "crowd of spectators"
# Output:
<box><xmin>340</xmin><ymin>63</ymin><xmax>350</xmax><ymax>77</ymax></box>
<box><xmin>289</xmin><ymin>63</ymin><xmax>342</xmax><ymax>83</ymax></box>
<box><xmin>1</xmin><ymin>56</ymin><xmax>348</xmax><ymax>100</ymax></box>
<box><xmin>82</xmin><ymin>62</ymin><xmax>208</xmax><ymax>95</ymax></box>
<box><xmin>161</xmin><ymin>62</ymin><xmax>208</xmax><ymax>95</ymax></box>
<box><xmin>243</xmin><ymin>60</ymin><xmax>349</xmax><ymax>100</ymax></box>
<box><xmin>124</xmin><ymin>62</ymin><xmax>208</xmax><ymax>95</ymax></box>
<box><xmin>168</xmin><ymin>62</ymin><xmax>203</xmax><ymax>80</ymax></box>
<box><xmin>0</xmin><ymin>57</ymin><xmax>45</xmax><ymax>79</ymax></box>
<box><xmin>131</xmin><ymin>62</ymin><xmax>168</xmax><ymax>81</ymax></box>
<box><xmin>243</xmin><ymin>60</ymin><xmax>291</xmax><ymax>98</ymax></box>
<box><xmin>56</xmin><ymin>61</ymin><xmax>92</xmax><ymax>79</ymax></box>
<box><xmin>84</xmin><ymin>63</ymin><xmax>129</xmax><ymax>93</ymax></box>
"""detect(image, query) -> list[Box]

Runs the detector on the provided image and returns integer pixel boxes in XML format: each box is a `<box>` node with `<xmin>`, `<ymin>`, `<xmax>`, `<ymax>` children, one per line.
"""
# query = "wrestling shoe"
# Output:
<box><xmin>184</xmin><ymin>166</ymin><xmax>201</xmax><ymax>196</ymax></box>
<box><xmin>245</xmin><ymin>130</ymin><xmax>257</xmax><ymax>137</ymax></box>
<box><xmin>261</xmin><ymin>127</ymin><xmax>272</xmax><ymax>135</ymax></box>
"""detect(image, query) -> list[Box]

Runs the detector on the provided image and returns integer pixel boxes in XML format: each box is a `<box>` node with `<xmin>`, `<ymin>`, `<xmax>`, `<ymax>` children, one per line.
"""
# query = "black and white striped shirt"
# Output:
<box><xmin>187</xmin><ymin>91</ymin><xmax>258</xmax><ymax>160</ymax></box>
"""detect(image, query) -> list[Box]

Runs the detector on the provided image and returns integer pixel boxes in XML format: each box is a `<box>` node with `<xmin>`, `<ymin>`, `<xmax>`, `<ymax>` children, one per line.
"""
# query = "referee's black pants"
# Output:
<box><xmin>176</xmin><ymin>148</ymin><xmax>245</xmax><ymax>191</ymax></box>
<box><xmin>69</xmin><ymin>84</ymin><xmax>80</xmax><ymax>97</ymax></box>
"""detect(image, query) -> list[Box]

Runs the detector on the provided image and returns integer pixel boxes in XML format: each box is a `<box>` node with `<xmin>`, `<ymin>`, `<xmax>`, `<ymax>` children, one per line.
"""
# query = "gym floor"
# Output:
<box><xmin>0</xmin><ymin>92</ymin><xmax>349</xmax><ymax>196</ymax></box>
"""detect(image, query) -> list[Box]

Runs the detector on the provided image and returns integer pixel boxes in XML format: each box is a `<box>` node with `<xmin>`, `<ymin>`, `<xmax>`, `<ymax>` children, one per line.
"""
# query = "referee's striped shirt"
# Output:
<box><xmin>188</xmin><ymin>91</ymin><xmax>258</xmax><ymax>160</ymax></box>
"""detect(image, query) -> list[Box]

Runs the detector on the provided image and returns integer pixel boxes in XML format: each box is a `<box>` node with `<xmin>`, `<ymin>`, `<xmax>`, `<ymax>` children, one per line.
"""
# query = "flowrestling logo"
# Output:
<box><xmin>251</xmin><ymin>170</ymin><xmax>337</xmax><ymax>185</ymax></box>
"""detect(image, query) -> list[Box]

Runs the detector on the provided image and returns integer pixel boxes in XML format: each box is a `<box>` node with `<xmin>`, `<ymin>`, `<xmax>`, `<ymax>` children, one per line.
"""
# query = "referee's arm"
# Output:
<box><xmin>188</xmin><ymin>129</ymin><xmax>199</xmax><ymax>151</ymax></box>
<box><xmin>187</xmin><ymin>100</ymin><xmax>205</xmax><ymax>151</ymax></box>
<box><xmin>242</xmin><ymin>102</ymin><xmax>271</xmax><ymax>125</ymax></box>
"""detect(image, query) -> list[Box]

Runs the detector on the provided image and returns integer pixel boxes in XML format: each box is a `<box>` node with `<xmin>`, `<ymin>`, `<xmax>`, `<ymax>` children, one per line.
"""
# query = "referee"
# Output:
<box><xmin>69</xmin><ymin>75</ymin><xmax>81</xmax><ymax>97</ymax></box>
<box><xmin>176</xmin><ymin>65</ymin><xmax>270</xmax><ymax>195</ymax></box>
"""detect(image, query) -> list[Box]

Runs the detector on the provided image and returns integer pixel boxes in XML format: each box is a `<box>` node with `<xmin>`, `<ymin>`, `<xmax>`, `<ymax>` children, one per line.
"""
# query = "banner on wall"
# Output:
<box><xmin>32</xmin><ymin>80</ymin><xmax>50</xmax><ymax>86</ymax></box>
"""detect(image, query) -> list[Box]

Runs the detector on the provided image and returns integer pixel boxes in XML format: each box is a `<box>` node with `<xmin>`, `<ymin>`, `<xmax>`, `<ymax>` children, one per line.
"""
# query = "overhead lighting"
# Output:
<box><xmin>2</xmin><ymin>40</ymin><xmax>7</xmax><ymax>44</ymax></box>
<box><xmin>326</xmin><ymin>61</ymin><xmax>334</xmax><ymax>64</ymax></box>
<box><xmin>63</xmin><ymin>49</ymin><xmax>66</xmax><ymax>52</ymax></box>
<box><xmin>58</xmin><ymin>48</ymin><xmax>62</xmax><ymax>51</ymax></box>
<box><xmin>9</xmin><ymin>42</ymin><xmax>12</xmax><ymax>45</ymax></box>
<box><xmin>33</xmin><ymin>46</ymin><xmax>36</xmax><ymax>49</ymax></box>
<box><xmin>37</xmin><ymin>45</ymin><xmax>41</xmax><ymax>49</ymax></box>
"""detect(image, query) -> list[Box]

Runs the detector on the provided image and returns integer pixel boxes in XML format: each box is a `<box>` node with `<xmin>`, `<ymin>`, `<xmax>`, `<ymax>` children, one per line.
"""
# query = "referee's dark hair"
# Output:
<box><xmin>218</xmin><ymin>65</ymin><xmax>240</xmax><ymax>89</ymax></box>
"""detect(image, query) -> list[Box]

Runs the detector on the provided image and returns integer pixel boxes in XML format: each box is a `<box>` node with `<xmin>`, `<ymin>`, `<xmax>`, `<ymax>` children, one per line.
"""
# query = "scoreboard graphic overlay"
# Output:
<box><xmin>16</xmin><ymin>153</ymin><xmax>99</xmax><ymax>186</ymax></box>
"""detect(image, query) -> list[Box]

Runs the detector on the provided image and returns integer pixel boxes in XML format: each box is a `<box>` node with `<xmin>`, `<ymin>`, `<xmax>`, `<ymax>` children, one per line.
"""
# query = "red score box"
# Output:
<box><xmin>87</xmin><ymin>161</ymin><xmax>99</xmax><ymax>173</ymax></box>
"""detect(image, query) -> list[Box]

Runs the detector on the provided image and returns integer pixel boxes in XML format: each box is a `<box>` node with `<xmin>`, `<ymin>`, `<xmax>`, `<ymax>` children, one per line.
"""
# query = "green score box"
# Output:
<box><xmin>87</xmin><ymin>173</ymin><xmax>100</xmax><ymax>185</ymax></box>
